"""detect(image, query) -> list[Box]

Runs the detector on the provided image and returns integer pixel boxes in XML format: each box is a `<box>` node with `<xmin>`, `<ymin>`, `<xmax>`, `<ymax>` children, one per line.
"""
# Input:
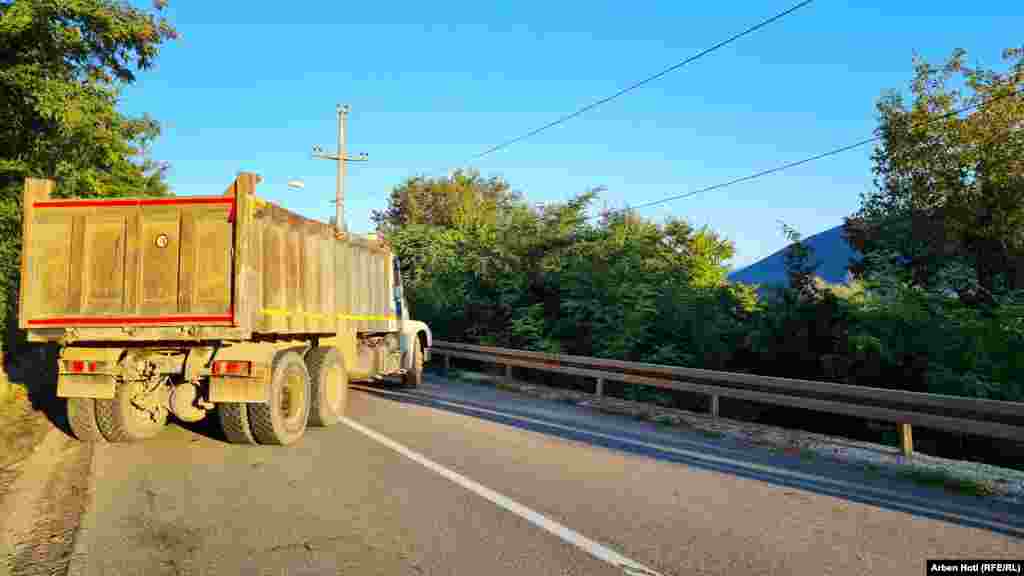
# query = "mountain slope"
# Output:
<box><xmin>728</xmin><ymin>225</ymin><xmax>861</xmax><ymax>288</ymax></box>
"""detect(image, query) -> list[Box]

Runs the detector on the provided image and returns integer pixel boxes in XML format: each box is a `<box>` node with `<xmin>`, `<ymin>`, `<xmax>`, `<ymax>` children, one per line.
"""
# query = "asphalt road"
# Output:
<box><xmin>67</xmin><ymin>375</ymin><xmax>1024</xmax><ymax>576</ymax></box>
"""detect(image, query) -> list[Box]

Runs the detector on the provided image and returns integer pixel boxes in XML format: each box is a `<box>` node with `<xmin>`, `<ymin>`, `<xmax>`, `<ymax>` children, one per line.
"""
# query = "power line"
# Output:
<box><xmin>592</xmin><ymin>88</ymin><xmax>1024</xmax><ymax>221</ymax></box>
<box><xmin>467</xmin><ymin>0</ymin><xmax>816</xmax><ymax>162</ymax></box>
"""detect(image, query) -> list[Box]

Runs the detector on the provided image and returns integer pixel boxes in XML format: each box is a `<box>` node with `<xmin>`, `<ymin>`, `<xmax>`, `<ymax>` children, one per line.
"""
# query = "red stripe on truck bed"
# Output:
<box><xmin>34</xmin><ymin>197</ymin><xmax>235</xmax><ymax>208</ymax></box>
<box><xmin>28</xmin><ymin>314</ymin><xmax>234</xmax><ymax>326</ymax></box>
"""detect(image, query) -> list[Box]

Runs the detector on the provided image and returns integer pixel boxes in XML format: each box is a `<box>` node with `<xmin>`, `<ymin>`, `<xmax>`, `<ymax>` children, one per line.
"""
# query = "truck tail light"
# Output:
<box><xmin>63</xmin><ymin>360</ymin><xmax>107</xmax><ymax>373</ymax></box>
<box><xmin>212</xmin><ymin>360</ymin><xmax>251</xmax><ymax>376</ymax></box>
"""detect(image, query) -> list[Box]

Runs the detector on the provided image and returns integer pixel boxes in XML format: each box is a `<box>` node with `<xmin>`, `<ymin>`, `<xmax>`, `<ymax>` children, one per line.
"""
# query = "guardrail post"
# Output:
<box><xmin>595</xmin><ymin>377</ymin><xmax>604</xmax><ymax>397</ymax></box>
<box><xmin>899</xmin><ymin>423</ymin><xmax>913</xmax><ymax>457</ymax></box>
<box><xmin>504</xmin><ymin>364</ymin><xmax>512</xmax><ymax>382</ymax></box>
<box><xmin>710</xmin><ymin>394</ymin><xmax>720</xmax><ymax>418</ymax></box>
<box><xmin>443</xmin><ymin>353</ymin><xmax>451</xmax><ymax>372</ymax></box>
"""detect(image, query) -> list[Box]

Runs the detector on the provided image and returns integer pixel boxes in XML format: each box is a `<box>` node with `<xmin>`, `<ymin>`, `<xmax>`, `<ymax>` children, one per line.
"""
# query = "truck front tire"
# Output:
<box><xmin>248</xmin><ymin>351</ymin><xmax>311</xmax><ymax>445</ymax></box>
<box><xmin>95</xmin><ymin>380</ymin><xmax>168</xmax><ymax>442</ymax></box>
<box><xmin>403</xmin><ymin>337</ymin><xmax>424</xmax><ymax>388</ymax></box>
<box><xmin>67</xmin><ymin>397</ymin><xmax>107</xmax><ymax>443</ymax></box>
<box><xmin>306</xmin><ymin>347</ymin><xmax>347</xmax><ymax>427</ymax></box>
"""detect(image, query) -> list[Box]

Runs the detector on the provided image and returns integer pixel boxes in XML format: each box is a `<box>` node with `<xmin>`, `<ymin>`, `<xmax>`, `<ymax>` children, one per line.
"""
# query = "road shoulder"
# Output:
<box><xmin>0</xmin><ymin>423</ymin><xmax>93</xmax><ymax>576</ymax></box>
<box><xmin>0</xmin><ymin>386</ymin><xmax>52</xmax><ymax>473</ymax></box>
<box><xmin>428</xmin><ymin>368</ymin><xmax>1024</xmax><ymax>506</ymax></box>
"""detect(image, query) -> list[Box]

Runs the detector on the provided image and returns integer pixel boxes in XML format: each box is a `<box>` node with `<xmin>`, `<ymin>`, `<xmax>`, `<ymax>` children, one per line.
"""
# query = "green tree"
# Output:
<box><xmin>0</xmin><ymin>0</ymin><xmax>177</xmax><ymax>353</ymax></box>
<box><xmin>779</xmin><ymin>222</ymin><xmax>822</xmax><ymax>303</ymax></box>
<box><xmin>371</xmin><ymin>169</ymin><xmax>521</xmax><ymax>232</ymax></box>
<box><xmin>844</xmin><ymin>46</ymin><xmax>1024</xmax><ymax>306</ymax></box>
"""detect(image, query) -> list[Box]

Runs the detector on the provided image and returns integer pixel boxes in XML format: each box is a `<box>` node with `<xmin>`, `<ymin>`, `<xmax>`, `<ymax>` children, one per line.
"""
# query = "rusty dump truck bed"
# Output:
<box><xmin>20</xmin><ymin>173</ymin><xmax>398</xmax><ymax>343</ymax></box>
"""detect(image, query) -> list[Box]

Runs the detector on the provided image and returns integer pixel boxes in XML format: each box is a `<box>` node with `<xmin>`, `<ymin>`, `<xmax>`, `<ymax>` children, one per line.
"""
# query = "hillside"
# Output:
<box><xmin>728</xmin><ymin>225</ymin><xmax>861</xmax><ymax>289</ymax></box>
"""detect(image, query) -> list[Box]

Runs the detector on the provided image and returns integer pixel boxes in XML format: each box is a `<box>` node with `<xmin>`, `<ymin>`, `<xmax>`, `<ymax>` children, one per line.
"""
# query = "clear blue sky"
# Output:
<box><xmin>119</xmin><ymin>1</ymin><xmax>1022</xmax><ymax>270</ymax></box>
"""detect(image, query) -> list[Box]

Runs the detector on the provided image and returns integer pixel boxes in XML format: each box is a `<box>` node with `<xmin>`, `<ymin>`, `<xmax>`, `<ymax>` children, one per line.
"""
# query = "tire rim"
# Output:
<box><xmin>280</xmin><ymin>366</ymin><xmax>306</xmax><ymax>426</ymax></box>
<box><xmin>325</xmin><ymin>364</ymin><xmax>342</xmax><ymax>411</ymax></box>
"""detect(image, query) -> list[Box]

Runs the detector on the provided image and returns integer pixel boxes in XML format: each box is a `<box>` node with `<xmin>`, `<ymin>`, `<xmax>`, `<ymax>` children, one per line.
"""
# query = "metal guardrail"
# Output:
<box><xmin>429</xmin><ymin>340</ymin><xmax>1024</xmax><ymax>456</ymax></box>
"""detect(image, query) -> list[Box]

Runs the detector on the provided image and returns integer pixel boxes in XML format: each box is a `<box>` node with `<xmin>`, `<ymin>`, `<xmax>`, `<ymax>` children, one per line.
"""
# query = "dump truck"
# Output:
<box><xmin>18</xmin><ymin>172</ymin><xmax>431</xmax><ymax>445</ymax></box>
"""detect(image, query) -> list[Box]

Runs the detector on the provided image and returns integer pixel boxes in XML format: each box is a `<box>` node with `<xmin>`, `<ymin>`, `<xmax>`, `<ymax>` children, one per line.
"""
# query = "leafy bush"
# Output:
<box><xmin>380</xmin><ymin>45</ymin><xmax>1024</xmax><ymax>404</ymax></box>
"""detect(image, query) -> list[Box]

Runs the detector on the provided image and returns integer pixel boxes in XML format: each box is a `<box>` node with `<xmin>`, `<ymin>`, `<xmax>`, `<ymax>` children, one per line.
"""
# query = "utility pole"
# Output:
<box><xmin>312</xmin><ymin>104</ymin><xmax>368</xmax><ymax>233</ymax></box>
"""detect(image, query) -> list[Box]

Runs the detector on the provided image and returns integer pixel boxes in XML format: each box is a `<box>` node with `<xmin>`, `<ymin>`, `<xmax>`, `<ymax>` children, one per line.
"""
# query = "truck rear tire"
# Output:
<box><xmin>306</xmin><ymin>347</ymin><xmax>347</xmax><ymax>427</ymax></box>
<box><xmin>67</xmin><ymin>397</ymin><xmax>107</xmax><ymax>443</ymax></box>
<box><xmin>218</xmin><ymin>402</ymin><xmax>257</xmax><ymax>444</ymax></box>
<box><xmin>403</xmin><ymin>338</ymin><xmax>424</xmax><ymax>388</ymax></box>
<box><xmin>95</xmin><ymin>380</ymin><xmax>168</xmax><ymax>443</ymax></box>
<box><xmin>248</xmin><ymin>351</ymin><xmax>310</xmax><ymax>445</ymax></box>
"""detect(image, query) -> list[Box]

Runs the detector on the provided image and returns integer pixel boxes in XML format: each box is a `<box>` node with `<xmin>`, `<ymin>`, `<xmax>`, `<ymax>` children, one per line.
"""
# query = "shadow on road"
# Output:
<box><xmin>171</xmin><ymin>378</ymin><xmax>410</xmax><ymax>444</ymax></box>
<box><xmin>354</xmin><ymin>378</ymin><xmax>1024</xmax><ymax>541</ymax></box>
<box><xmin>172</xmin><ymin>412</ymin><xmax>229</xmax><ymax>442</ymax></box>
<box><xmin>2</xmin><ymin>344</ymin><xmax>229</xmax><ymax>445</ymax></box>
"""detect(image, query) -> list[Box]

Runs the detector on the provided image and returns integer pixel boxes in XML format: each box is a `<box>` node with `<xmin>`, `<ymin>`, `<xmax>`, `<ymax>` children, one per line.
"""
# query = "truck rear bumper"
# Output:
<box><xmin>57</xmin><ymin>374</ymin><xmax>115</xmax><ymax>399</ymax></box>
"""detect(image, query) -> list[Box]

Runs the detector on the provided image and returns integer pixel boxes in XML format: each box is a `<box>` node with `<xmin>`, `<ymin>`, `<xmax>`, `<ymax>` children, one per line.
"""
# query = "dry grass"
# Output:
<box><xmin>0</xmin><ymin>376</ymin><xmax>52</xmax><ymax>471</ymax></box>
<box><xmin>897</xmin><ymin>467</ymin><xmax>997</xmax><ymax>498</ymax></box>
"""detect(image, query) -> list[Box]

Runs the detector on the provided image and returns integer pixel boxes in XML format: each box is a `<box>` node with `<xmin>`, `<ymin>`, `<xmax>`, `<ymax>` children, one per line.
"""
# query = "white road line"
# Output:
<box><xmin>351</xmin><ymin>385</ymin><xmax>1020</xmax><ymax>535</ymax></box>
<box><xmin>340</xmin><ymin>416</ymin><xmax>665</xmax><ymax>576</ymax></box>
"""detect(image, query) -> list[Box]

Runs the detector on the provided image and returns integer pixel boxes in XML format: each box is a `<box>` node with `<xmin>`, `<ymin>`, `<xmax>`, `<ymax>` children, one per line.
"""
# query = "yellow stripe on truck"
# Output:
<box><xmin>259</xmin><ymin>309</ymin><xmax>397</xmax><ymax>322</ymax></box>
<box><xmin>339</xmin><ymin>314</ymin><xmax>399</xmax><ymax>321</ymax></box>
